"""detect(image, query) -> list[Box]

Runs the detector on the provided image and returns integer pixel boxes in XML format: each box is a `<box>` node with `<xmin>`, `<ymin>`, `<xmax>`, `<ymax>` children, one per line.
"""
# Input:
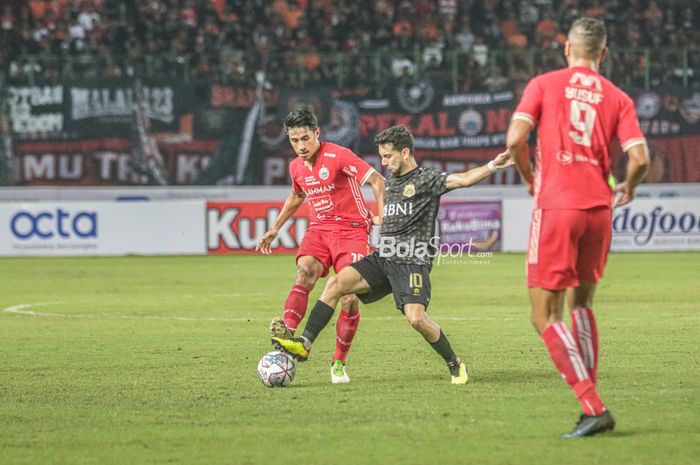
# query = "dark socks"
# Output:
<box><xmin>301</xmin><ymin>300</ymin><xmax>336</xmax><ymax>344</ymax></box>
<box><xmin>429</xmin><ymin>330</ymin><xmax>458</xmax><ymax>364</ymax></box>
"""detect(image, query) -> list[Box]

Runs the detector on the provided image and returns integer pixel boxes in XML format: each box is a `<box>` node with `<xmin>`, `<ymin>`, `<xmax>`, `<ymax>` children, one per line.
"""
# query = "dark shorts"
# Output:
<box><xmin>351</xmin><ymin>251</ymin><xmax>432</xmax><ymax>312</ymax></box>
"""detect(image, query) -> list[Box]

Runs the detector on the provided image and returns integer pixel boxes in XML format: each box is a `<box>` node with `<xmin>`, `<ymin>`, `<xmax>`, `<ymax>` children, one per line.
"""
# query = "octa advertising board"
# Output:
<box><xmin>0</xmin><ymin>201</ymin><xmax>205</xmax><ymax>256</ymax></box>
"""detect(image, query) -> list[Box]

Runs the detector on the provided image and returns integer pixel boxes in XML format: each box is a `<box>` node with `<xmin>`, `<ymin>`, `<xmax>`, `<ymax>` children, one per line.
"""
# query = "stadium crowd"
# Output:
<box><xmin>0</xmin><ymin>0</ymin><xmax>697</xmax><ymax>90</ymax></box>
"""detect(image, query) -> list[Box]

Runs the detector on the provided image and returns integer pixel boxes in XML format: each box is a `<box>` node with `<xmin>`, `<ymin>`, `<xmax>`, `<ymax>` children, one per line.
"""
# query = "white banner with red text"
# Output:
<box><xmin>206</xmin><ymin>200</ymin><xmax>503</xmax><ymax>254</ymax></box>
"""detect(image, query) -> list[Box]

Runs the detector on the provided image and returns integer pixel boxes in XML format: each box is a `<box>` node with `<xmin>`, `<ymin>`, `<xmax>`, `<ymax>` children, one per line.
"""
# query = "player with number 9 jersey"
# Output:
<box><xmin>512</xmin><ymin>62</ymin><xmax>646</xmax><ymax>289</ymax></box>
<box><xmin>506</xmin><ymin>17</ymin><xmax>650</xmax><ymax>438</ymax></box>
<box><xmin>512</xmin><ymin>65</ymin><xmax>645</xmax><ymax>211</ymax></box>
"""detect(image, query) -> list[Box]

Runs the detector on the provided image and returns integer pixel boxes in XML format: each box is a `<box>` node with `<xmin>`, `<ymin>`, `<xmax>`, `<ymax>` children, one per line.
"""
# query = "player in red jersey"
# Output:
<box><xmin>506</xmin><ymin>17</ymin><xmax>650</xmax><ymax>438</ymax></box>
<box><xmin>256</xmin><ymin>107</ymin><xmax>385</xmax><ymax>384</ymax></box>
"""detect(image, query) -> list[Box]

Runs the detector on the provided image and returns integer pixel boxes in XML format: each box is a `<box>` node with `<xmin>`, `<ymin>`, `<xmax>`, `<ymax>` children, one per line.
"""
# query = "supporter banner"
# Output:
<box><xmin>7</xmin><ymin>79</ymin><xmax>194</xmax><ymax>140</ymax></box>
<box><xmin>4</xmin><ymin>81</ymin><xmax>699</xmax><ymax>186</ymax></box>
<box><xmin>259</xmin><ymin>149</ymin><xmax>520</xmax><ymax>186</ymax></box>
<box><xmin>65</xmin><ymin>79</ymin><xmax>194</xmax><ymax>136</ymax></box>
<box><xmin>208</xmin><ymin>84</ymin><xmax>278</xmax><ymax>110</ymax></box>
<box><xmin>255</xmin><ymin>90</ymin><xmax>518</xmax><ymax>185</ymax></box>
<box><xmin>14</xmin><ymin>139</ymin><xmax>135</xmax><ymax>185</ymax></box>
<box><xmin>612</xmin><ymin>134</ymin><xmax>700</xmax><ymax>184</ymax></box>
<box><xmin>193</xmin><ymin>107</ymin><xmax>248</xmax><ymax>140</ymax></box>
<box><xmin>357</xmin><ymin>91</ymin><xmax>515</xmax><ymax>154</ymax></box>
<box><xmin>6</xmin><ymin>85</ymin><xmax>65</xmax><ymax>139</ymax></box>
<box><xmin>627</xmin><ymin>86</ymin><xmax>700</xmax><ymax>137</ymax></box>
<box><xmin>615</xmin><ymin>86</ymin><xmax>700</xmax><ymax>183</ymax></box>
<box><xmin>255</xmin><ymin>99</ymin><xmax>361</xmax><ymax>152</ymax></box>
<box><xmin>437</xmin><ymin>201</ymin><xmax>502</xmax><ymax>252</ymax></box>
<box><xmin>0</xmin><ymin>201</ymin><xmax>206</xmax><ymax>256</ymax></box>
<box><xmin>388</xmin><ymin>76</ymin><xmax>447</xmax><ymax>114</ymax></box>
<box><xmin>276</xmin><ymin>88</ymin><xmax>333</xmax><ymax>127</ymax></box>
<box><xmin>13</xmin><ymin>139</ymin><xmax>220</xmax><ymax>186</ymax></box>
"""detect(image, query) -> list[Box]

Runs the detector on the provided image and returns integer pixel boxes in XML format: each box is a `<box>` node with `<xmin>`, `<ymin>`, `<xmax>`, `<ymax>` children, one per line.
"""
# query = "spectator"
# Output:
<box><xmin>0</xmin><ymin>0</ymin><xmax>696</xmax><ymax>90</ymax></box>
<box><xmin>455</xmin><ymin>16</ymin><xmax>475</xmax><ymax>52</ymax></box>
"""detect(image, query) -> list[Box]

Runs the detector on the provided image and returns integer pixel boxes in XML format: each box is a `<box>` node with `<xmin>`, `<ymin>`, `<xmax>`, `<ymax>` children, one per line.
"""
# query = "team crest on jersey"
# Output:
<box><xmin>403</xmin><ymin>183</ymin><xmax>416</xmax><ymax>198</ymax></box>
<box><xmin>319</xmin><ymin>167</ymin><xmax>330</xmax><ymax>180</ymax></box>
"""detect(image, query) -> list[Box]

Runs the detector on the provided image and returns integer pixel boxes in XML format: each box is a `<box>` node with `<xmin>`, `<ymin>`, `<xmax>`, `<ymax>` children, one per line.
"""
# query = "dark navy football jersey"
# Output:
<box><xmin>378</xmin><ymin>166</ymin><xmax>452</xmax><ymax>264</ymax></box>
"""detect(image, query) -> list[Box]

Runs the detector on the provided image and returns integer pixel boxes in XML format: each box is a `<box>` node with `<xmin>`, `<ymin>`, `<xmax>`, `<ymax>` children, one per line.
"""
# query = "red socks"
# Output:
<box><xmin>542</xmin><ymin>322</ymin><xmax>605</xmax><ymax>416</ymax></box>
<box><xmin>571</xmin><ymin>307</ymin><xmax>599</xmax><ymax>384</ymax></box>
<box><xmin>333</xmin><ymin>309</ymin><xmax>360</xmax><ymax>364</ymax></box>
<box><xmin>283</xmin><ymin>285</ymin><xmax>310</xmax><ymax>333</ymax></box>
<box><xmin>284</xmin><ymin>285</ymin><xmax>360</xmax><ymax>364</ymax></box>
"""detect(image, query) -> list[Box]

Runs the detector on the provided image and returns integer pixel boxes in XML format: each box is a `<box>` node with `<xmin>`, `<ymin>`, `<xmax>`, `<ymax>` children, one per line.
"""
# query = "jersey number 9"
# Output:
<box><xmin>569</xmin><ymin>100</ymin><xmax>597</xmax><ymax>147</ymax></box>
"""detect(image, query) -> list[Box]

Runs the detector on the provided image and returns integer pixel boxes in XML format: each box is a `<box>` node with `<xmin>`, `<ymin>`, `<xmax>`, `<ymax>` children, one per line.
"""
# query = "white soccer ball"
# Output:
<box><xmin>257</xmin><ymin>351</ymin><xmax>296</xmax><ymax>387</ymax></box>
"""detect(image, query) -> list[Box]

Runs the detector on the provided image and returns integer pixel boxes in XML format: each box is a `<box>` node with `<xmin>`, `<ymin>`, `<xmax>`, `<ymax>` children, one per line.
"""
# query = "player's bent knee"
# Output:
<box><xmin>340</xmin><ymin>294</ymin><xmax>359</xmax><ymax>311</ymax></box>
<box><xmin>324</xmin><ymin>275</ymin><xmax>344</xmax><ymax>298</ymax></box>
<box><xmin>296</xmin><ymin>264</ymin><xmax>321</xmax><ymax>287</ymax></box>
<box><xmin>405</xmin><ymin>311</ymin><xmax>426</xmax><ymax>330</ymax></box>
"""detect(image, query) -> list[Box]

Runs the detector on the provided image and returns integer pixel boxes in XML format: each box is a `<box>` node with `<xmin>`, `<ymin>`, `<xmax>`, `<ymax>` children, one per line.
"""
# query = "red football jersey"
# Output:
<box><xmin>513</xmin><ymin>66</ymin><xmax>646</xmax><ymax>210</ymax></box>
<box><xmin>290</xmin><ymin>141</ymin><xmax>375</xmax><ymax>230</ymax></box>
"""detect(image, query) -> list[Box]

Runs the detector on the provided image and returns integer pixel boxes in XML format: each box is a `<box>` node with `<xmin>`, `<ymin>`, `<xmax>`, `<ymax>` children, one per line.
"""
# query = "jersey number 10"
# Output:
<box><xmin>409</xmin><ymin>273</ymin><xmax>423</xmax><ymax>289</ymax></box>
<box><xmin>569</xmin><ymin>100</ymin><xmax>597</xmax><ymax>147</ymax></box>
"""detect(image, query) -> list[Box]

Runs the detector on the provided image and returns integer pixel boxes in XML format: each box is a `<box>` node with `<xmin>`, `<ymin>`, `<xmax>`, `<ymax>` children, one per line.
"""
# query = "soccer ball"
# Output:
<box><xmin>257</xmin><ymin>351</ymin><xmax>296</xmax><ymax>387</ymax></box>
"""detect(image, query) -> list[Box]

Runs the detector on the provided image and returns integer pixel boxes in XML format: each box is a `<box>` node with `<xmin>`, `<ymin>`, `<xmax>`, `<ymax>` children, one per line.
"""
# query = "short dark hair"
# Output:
<box><xmin>374</xmin><ymin>125</ymin><xmax>414</xmax><ymax>155</ymax></box>
<box><xmin>568</xmin><ymin>17</ymin><xmax>607</xmax><ymax>57</ymax></box>
<box><xmin>284</xmin><ymin>107</ymin><xmax>318</xmax><ymax>132</ymax></box>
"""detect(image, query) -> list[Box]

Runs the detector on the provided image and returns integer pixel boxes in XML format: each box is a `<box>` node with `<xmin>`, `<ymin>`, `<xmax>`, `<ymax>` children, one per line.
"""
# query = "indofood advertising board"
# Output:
<box><xmin>0</xmin><ymin>201</ymin><xmax>205</xmax><ymax>256</ymax></box>
<box><xmin>610</xmin><ymin>199</ymin><xmax>700</xmax><ymax>251</ymax></box>
<box><xmin>502</xmin><ymin>197</ymin><xmax>700</xmax><ymax>252</ymax></box>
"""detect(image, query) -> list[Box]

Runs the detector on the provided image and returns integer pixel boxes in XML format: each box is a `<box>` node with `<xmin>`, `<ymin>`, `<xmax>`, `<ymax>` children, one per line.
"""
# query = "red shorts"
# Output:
<box><xmin>297</xmin><ymin>227</ymin><xmax>370</xmax><ymax>277</ymax></box>
<box><xmin>527</xmin><ymin>207</ymin><xmax>612</xmax><ymax>290</ymax></box>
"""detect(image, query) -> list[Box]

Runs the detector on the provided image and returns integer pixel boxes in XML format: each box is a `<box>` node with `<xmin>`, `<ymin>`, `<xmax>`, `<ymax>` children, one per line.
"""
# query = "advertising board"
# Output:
<box><xmin>0</xmin><ymin>201</ymin><xmax>205</xmax><ymax>256</ymax></box>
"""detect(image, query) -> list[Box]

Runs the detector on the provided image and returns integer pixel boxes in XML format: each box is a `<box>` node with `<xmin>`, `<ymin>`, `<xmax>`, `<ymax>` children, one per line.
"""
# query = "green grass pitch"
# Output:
<box><xmin>1</xmin><ymin>253</ymin><xmax>699</xmax><ymax>465</ymax></box>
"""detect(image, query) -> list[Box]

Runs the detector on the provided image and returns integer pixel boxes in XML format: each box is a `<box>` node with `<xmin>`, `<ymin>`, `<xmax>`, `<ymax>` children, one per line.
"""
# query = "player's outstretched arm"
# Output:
<box><xmin>365</xmin><ymin>171</ymin><xmax>386</xmax><ymax>224</ymax></box>
<box><xmin>506</xmin><ymin>119</ymin><xmax>535</xmax><ymax>194</ymax></box>
<box><xmin>255</xmin><ymin>190</ymin><xmax>306</xmax><ymax>255</ymax></box>
<box><xmin>614</xmin><ymin>142</ymin><xmax>650</xmax><ymax>207</ymax></box>
<box><xmin>445</xmin><ymin>150</ymin><xmax>513</xmax><ymax>189</ymax></box>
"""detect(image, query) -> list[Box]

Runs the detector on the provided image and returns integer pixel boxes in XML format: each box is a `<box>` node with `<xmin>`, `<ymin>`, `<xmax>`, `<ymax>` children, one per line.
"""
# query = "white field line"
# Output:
<box><xmin>3</xmin><ymin>302</ymin><xmax>515</xmax><ymax>322</ymax></box>
<box><xmin>4</xmin><ymin>302</ymin><xmax>698</xmax><ymax>322</ymax></box>
<box><xmin>3</xmin><ymin>302</ymin><xmax>250</xmax><ymax>321</ymax></box>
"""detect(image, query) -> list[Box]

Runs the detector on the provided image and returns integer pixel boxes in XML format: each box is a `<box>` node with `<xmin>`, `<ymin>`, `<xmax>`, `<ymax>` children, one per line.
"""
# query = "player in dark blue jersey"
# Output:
<box><xmin>273</xmin><ymin>125</ymin><xmax>512</xmax><ymax>384</ymax></box>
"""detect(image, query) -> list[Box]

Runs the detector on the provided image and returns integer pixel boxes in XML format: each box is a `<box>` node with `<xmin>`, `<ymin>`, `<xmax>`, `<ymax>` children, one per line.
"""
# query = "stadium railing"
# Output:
<box><xmin>4</xmin><ymin>47</ymin><xmax>697</xmax><ymax>92</ymax></box>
